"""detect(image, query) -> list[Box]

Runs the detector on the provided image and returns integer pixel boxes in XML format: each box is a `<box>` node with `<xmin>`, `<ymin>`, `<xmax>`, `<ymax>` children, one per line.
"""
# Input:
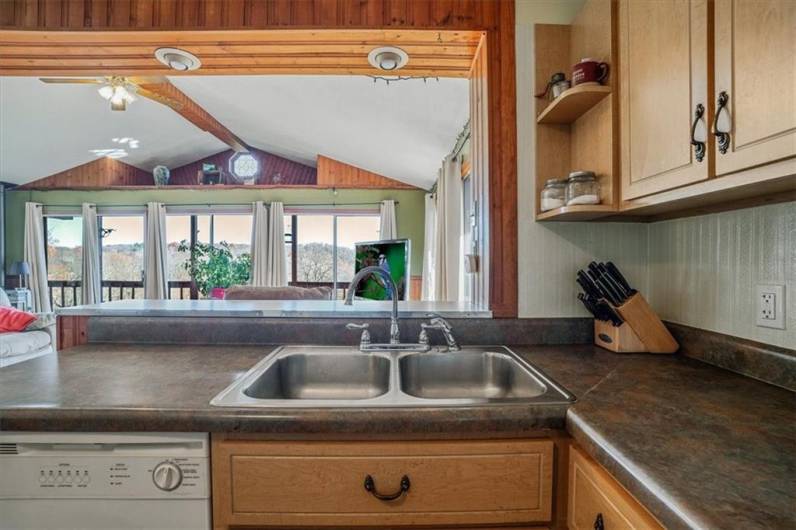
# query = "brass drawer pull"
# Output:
<box><xmin>690</xmin><ymin>103</ymin><xmax>706</xmax><ymax>162</ymax></box>
<box><xmin>594</xmin><ymin>512</ymin><xmax>605</xmax><ymax>530</ymax></box>
<box><xmin>713</xmin><ymin>91</ymin><xmax>731</xmax><ymax>154</ymax></box>
<box><xmin>364</xmin><ymin>475</ymin><xmax>410</xmax><ymax>501</ymax></box>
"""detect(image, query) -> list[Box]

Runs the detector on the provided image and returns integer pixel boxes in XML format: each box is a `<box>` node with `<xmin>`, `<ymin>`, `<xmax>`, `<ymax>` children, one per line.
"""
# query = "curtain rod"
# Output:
<box><xmin>36</xmin><ymin>201</ymin><xmax>395</xmax><ymax>209</ymax></box>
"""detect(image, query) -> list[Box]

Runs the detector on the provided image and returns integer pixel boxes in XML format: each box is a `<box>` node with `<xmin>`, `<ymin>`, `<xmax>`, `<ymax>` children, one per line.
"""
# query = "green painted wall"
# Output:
<box><xmin>4</xmin><ymin>187</ymin><xmax>426</xmax><ymax>275</ymax></box>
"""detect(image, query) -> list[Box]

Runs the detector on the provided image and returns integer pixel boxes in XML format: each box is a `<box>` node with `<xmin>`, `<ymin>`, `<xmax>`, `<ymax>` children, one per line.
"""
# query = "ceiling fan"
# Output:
<box><xmin>38</xmin><ymin>76</ymin><xmax>183</xmax><ymax>112</ymax></box>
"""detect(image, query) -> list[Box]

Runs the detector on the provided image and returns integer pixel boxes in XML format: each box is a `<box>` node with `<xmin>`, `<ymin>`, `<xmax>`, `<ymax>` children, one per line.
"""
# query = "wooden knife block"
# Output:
<box><xmin>594</xmin><ymin>293</ymin><xmax>679</xmax><ymax>354</ymax></box>
<box><xmin>594</xmin><ymin>320</ymin><xmax>647</xmax><ymax>353</ymax></box>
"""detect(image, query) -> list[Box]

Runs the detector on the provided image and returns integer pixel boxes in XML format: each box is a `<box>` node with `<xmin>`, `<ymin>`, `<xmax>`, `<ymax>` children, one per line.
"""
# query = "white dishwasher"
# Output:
<box><xmin>0</xmin><ymin>432</ymin><xmax>210</xmax><ymax>530</ymax></box>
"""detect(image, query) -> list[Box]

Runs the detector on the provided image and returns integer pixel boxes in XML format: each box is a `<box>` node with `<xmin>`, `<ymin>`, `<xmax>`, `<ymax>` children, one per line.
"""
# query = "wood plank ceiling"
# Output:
<box><xmin>0</xmin><ymin>29</ymin><xmax>484</xmax><ymax>77</ymax></box>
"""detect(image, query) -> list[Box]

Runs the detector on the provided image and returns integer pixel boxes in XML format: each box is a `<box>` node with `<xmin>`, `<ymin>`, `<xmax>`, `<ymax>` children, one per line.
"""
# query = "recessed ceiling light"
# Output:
<box><xmin>368</xmin><ymin>46</ymin><xmax>409</xmax><ymax>71</ymax></box>
<box><xmin>154</xmin><ymin>48</ymin><xmax>201</xmax><ymax>71</ymax></box>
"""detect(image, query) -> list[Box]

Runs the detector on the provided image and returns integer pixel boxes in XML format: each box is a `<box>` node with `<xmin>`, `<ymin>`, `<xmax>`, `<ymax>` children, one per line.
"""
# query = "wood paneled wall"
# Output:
<box><xmin>2</xmin><ymin>0</ymin><xmax>518</xmax><ymax>317</ymax></box>
<box><xmin>316</xmin><ymin>155</ymin><xmax>418</xmax><ymax>190</ymax></box>
<box><xmin>169</xmin><ymin>148</ymin><xmax>317</xmax><ymax>185</ymax></box>
<box><xmin>20</xmin><ymin>157</ymin><xmax>153</xmax><ymax>189</ymax></box>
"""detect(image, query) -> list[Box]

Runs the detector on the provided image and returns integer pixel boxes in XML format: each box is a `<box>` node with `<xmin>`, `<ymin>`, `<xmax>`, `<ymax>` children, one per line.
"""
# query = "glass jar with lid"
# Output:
<box><xmin>565</xmin><ymin>171</ymin><xmax>601</xmax><ymax>206</ymax></box>
<box><xmin>540</xmin><ymin>178</ymin><xmax>567</xmax><ymax>211</ymax></box>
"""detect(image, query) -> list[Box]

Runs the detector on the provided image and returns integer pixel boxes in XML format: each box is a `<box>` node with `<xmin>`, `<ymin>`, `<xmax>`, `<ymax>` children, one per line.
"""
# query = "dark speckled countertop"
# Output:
<box><xmin>0</xmin><ymin>343</ymin><xmax>794</xmax><ymax>529</ymax></box>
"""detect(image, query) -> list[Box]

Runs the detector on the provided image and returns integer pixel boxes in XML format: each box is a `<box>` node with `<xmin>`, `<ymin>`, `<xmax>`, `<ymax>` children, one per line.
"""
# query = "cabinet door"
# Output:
<box><xmin>620</xmin><ymin>0</ymin><xmax>711</xmax><ymax>200</ymax></box>
<box><xmin>714</xmin><ymin>0</ymin><xmax>796</xmax><ymax>176</ymax></box>
<box><xmin>568</xmin><ymin>446</ymin><xmax>663</xmax><ymax>530</ymax></box>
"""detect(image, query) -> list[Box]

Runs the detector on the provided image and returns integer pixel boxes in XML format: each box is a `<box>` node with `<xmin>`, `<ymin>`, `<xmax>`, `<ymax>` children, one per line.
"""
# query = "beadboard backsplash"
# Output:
<box><xmin>647</xmin><ymin>203</ymin><xmax>795</xmax><ymax>350</ymax></box>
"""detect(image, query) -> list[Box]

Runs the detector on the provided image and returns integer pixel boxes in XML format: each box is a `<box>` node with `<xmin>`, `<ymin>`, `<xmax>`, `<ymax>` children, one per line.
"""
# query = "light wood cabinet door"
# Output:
<box><xmin>568</xmin><ymin>446</ymin><xmax>663</xmax><ymax>530</ymax></box>
<box><xmin>212</xmin><ymin>438</ymin><xmax>554</xmax><ymax>529</ymax></box>
<box><xmin>620</xmin><ymin>0</ymin><xmax>711</xmax><ymax>200</ymax></box>
<box><xmin>713</xmin><ymin>0</ymin><xmax>796</xmax><ymax>176</ymax></box>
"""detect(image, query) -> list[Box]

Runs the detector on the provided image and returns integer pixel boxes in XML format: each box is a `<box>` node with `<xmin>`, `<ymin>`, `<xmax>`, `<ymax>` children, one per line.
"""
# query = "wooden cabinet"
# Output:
<box><xmin>619</xmin><ymin>0</ymin><xmax>712</xmax><ymax>200</ymax></box>
<box><xmin>713</xmin><ymin>0</ymin><xmax>796</xmax><ymax>176</ymax></box>
<box><xmin>568</xmin><ymin>446</ymin><xmax>663</xmax><ymax>530</ymax></box>
<box><xmin>212</xmin><ymin>437</ymin><xmax>554</xmax><ymax>529</ymax></box>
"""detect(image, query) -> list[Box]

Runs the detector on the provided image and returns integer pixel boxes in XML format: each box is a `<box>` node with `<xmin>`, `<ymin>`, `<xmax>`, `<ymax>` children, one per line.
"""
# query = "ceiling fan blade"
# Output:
<box><xmin>135</xmin><ymin>87</ymin><xmax>184</xmax><ymax>111</ymax></box>
<box><xmin>39</xmin><ymin>77</ymin><xmax>105</xmax><ymax>84</ymax></box>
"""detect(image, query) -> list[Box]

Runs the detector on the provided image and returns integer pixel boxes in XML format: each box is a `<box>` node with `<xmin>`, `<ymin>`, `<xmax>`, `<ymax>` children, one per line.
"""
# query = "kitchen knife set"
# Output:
<box><xmin>576</xmin><ymin>261</ymin><xmax>635</xmax><ymax>325</ymax></box>
<box><xmin>577</xmin><ymin>261</ymin><xmax>678</xmax><ymax>354</ymax></box>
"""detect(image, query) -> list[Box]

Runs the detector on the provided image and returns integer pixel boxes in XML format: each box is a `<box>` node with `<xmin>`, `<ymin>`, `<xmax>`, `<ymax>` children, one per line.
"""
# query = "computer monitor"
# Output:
<box><xmin>353</xmin><ymin>239</ymin><xmax>410</xmax><ymax>301</ymax></box>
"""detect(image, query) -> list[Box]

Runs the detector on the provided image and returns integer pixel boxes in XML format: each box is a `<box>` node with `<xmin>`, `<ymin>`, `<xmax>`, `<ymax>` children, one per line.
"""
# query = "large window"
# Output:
<box><xmin>166</xmin><ymin>213</ymin><xmax>253</xmax><ymax>299</ymax></box>
<box><xmin>45</xmin><ymin>215</ymin><xmax>82</xmax><ymax>307</ymax></box>
<box><xmin>285</xmin><ymin>212</ymin><xmax>381</xmax><ymax>298</ymax></box>
<box><xmin>100</xmin><ymin>215</ymin><xmax>144</xmax><ymax>300</ymax></box>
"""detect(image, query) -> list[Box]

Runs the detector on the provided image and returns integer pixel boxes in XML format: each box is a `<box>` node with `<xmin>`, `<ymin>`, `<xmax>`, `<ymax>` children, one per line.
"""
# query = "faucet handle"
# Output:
<box><xmin>423</xmin><ymin>317</ymin><xmax>452</xmax><ymax>331</ymax></box>
<box><xmin>346</xmin><ymin>322</ymin><xmax>371</xmax><ymax>349</ymax></box>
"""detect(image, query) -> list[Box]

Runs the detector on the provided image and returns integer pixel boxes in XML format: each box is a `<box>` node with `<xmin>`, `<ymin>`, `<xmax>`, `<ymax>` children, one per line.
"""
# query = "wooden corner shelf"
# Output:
<box><xmin>535</xmin><ymin>204</ymin><xmax>616</xmax><ymax>221</ymax></box>
<box><xmin>536</xmin><ymin>84</ymin><xmax>611</xmax><ymax>124</ymax></box>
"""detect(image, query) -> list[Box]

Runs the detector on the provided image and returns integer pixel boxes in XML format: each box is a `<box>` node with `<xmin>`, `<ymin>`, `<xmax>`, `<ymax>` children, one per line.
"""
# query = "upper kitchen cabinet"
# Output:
<box><xmin>713</xmin><ymin>0</ymin><xmax>796</xmax><ymax>176</ymax></box>
<box><xmin>619</xmin><ymin>0</ymin><xmax>711</xmax><ymax>200</ymax></box>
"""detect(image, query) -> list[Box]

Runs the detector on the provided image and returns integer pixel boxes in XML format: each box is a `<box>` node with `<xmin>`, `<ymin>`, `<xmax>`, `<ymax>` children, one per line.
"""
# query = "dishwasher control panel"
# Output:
<box><xmin>0</xmin><ymin>432</ymin><xmax>210</xmax><ymax>500</ymax></box>
<box><xmin>2</xmin><ymin>456</ymin><xmax>208</xmax><ymax>498</ymax></box>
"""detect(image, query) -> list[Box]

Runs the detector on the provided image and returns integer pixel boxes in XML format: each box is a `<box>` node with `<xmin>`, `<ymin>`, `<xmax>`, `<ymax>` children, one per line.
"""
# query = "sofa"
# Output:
<box><xmin>224</xmin><ymin>285</ymin><xmax>334</xmax><ymax>300</ymax></box>
<box><xmin>0</xmin><ymin>290</ymin><xmax>56</xmax><ymax>367</ymax></box>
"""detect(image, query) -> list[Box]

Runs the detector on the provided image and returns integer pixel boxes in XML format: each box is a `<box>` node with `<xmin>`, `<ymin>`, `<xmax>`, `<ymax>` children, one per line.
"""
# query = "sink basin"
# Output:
<box><xmin>399</xmin><ymin>351</ymin><xmax>547</xmax><ymax>400</ymax></box>
<box><xmin>210</xmin><ymin>345</ymin><xmax>574</xmax><ymax>408</ymax></box>
<box><xmin>244</xmin><ymin>353</ymin><xmax>390</xmax><ymax>400</ymax></box>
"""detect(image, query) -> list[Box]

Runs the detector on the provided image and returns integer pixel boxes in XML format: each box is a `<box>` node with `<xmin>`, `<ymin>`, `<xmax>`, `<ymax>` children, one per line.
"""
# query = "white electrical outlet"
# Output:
<box><xmin>756</xmin><ymin>284</ymin><xmax>785</xmax><ymax>329</ymax></box>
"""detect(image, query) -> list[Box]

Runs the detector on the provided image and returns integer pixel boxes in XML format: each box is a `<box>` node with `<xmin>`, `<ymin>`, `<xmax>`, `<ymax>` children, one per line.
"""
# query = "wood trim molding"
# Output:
<box><xmin>2</xmin><ymin>0</ymin><xmax>519</xmax><ymax>318</ymax></box>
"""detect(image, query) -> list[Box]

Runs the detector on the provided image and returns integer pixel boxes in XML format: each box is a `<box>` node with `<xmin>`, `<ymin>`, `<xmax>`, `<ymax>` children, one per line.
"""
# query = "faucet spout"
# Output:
<box><xmin>345</xmin><ymin>265</ymin><xmax>401</xmax><ymax>344</ymax></box>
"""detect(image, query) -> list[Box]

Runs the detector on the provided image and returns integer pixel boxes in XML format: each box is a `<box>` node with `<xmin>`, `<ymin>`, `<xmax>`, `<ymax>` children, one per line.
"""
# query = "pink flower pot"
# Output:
<box><xmin>210</xmin><ymin>287</ymin><xmax>226</xmax><ymax>300</ymax></box>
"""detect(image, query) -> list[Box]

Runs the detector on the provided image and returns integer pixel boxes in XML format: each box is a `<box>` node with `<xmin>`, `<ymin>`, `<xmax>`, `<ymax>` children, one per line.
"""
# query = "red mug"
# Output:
<box><xmin>572</xmin><ymin>58</ymin><xmax>609</xmax><ymax>85</ymax></box>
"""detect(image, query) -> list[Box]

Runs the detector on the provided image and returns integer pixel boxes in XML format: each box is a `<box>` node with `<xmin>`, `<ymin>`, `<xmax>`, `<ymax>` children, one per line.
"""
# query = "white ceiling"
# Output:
<box><xmin>0</xmin><ymin>77</ymin><xmax>227</xmax><ymax>185</ymax></box>
<box><xmin>170</xmin><ymin>75</ymin><xmax>469</xmax><ymax>189</ymax></box>
<box><xmin>0</xmin><ymin>75</ymin><xmax>468</xmax><ymax>189</ymax></box>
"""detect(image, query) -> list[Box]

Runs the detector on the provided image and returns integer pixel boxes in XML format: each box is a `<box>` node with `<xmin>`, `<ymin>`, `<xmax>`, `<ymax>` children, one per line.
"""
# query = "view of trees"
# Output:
<box><xmin>47</xmin><ymin>240</ymin><xmax>355</xmax><ymax>287</ymax></box>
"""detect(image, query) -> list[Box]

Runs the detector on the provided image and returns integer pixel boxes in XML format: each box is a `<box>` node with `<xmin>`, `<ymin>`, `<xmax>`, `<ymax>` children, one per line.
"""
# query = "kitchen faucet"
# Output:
<box><xmin>345</xmin><ymin>267</ymin><xmax>459</xmax><ymax>353</ymax></box>
<box><xmin>345</xmin><ymin>266</ymin><xmax>401</xmax><ymax>344</ymax></box>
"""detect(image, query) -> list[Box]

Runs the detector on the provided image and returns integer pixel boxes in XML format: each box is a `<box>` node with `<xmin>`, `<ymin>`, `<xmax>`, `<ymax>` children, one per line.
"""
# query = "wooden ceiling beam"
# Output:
<box><xmin>132</xmin><ymin>77</ymin><xmax>249</xmax><ymax>153</ymax></box>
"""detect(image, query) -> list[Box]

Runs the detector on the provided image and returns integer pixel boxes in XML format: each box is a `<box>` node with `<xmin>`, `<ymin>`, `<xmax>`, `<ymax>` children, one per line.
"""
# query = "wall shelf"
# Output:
<box><xmin>535</xmin><ymin>204</ymin><xmax>616</xmax><ymax>221</ymax></box>
<box><xmin>536</xmin><ymin>84</ymin><xmax>611</xmax><ymax>124</ymax></box>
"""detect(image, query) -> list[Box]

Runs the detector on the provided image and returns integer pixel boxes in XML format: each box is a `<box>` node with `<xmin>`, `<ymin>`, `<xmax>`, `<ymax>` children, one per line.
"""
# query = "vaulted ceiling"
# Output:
<box><xmin>0</xmin><ymin>74</ymin><xmax>468</xmax><ymax>189</ymax></box>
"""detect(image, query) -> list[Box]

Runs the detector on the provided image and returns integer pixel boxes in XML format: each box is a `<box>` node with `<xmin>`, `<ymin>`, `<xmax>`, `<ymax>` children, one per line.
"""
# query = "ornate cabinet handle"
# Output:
<box><xmin>594</xmin><ymin>512</ymin><xmax>605</xmax><ymax>530</ymax></box>
<box><xmin>713</xmin><ymin>91</ymin><xmax>731</xmax><ymax>154</ymax></box>
<box><xmin>364</xmin><ymin>475</ymin><xmax>410</xmax><ymax>501</ymax></box>
<box><xmin>690</xmin><ymin>103</ymin><xmax>706</xmax><ymax>162</ymax></box>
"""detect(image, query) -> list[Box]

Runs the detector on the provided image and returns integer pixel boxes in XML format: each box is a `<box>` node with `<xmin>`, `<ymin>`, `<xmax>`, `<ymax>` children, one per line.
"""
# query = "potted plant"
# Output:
<box><xmin>178</xmin><ymin>240</ymin><xmax>251</xmax><ymax>299</ymax></box>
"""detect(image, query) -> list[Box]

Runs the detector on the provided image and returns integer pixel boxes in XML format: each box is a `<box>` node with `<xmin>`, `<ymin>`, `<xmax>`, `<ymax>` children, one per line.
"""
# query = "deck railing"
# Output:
<box><xmin>47</xmin><ymin>280</ymin><xmax>346</xmax><ymax>307</ymax></box>
<box><xmin>48</xmin><ymin>280</ymin><xmax>193</xmax><ymax>308</ymax></box>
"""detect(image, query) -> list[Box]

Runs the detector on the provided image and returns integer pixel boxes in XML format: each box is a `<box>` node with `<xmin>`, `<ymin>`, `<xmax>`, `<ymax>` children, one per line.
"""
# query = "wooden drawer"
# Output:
<box><xmin>212</xmin><ymin>438</ymin><xmax>554</xmax><ymax>528</ymax></box>
<box><xmin>568</xmin><ymin>446</ymin><xmax>663</xmax><ymax>530</ymax></box>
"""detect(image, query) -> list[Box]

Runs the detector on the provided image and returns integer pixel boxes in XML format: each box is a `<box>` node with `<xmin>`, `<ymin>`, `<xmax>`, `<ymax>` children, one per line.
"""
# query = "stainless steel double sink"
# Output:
<box><xmin>211</xmin><ymin>345</ymin><xmax>574</xmax><ymax>408</ymax></box>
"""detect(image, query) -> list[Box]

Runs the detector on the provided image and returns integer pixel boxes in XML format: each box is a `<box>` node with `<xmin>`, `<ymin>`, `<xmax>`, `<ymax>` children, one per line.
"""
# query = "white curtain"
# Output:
<box><xmin>379</xmin><ymin>200</ymin><xmax>397</xmax><ymax>240</ymax></box>
<box><xmin>144</xmin><ymin>202</ymin><xmax>168</xmax><ymax>299</ymax></box>
<box><xmin>421</xmin><ymin>193</ymin><xmax>437</xmax><ymax>301</ymax></box>
<box><xmin>265</xmin><ymin>202</ymin><xmax>288</xmax><ymax>287</ymax></box>
<box><xmin>23</xmin><ymin>202</ymin><xmax>51</xmax><ymax>313</ymax></box>
<box><xmin>250</xmin><ymin>201</ymin><xmax>269</xmax><ymax>287</ymax></box>
<box><xmin>433</xmin><ymin>155</ymin><xmax>463</xmax><ymax>302</ymax></box>
<box><xmin>80</xmin><ymin>203</ymin><xmax>102</xmax><ymax>305</ymax></box>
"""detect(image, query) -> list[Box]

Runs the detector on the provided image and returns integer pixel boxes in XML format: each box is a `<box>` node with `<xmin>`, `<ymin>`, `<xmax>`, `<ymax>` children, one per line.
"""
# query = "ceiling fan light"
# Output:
<box><xmin>110</xmin><ymin>99</ymin><xmax>127</xmax><ymax>112</ymax></box>
<box><xmin>98</xmin><ymin>85</ymin><xmax>114</xmax><ymax>100</ymax></box>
